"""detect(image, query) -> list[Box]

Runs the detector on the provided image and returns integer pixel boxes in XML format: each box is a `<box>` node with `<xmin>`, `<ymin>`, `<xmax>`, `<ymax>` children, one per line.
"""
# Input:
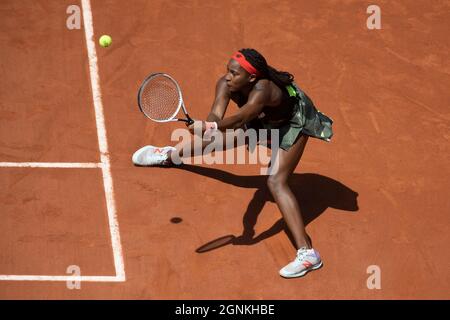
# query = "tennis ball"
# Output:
<box><xmin>99</xmin><ymin>35</ymin><xmax>112</xmax><ymax>47</ymax></box>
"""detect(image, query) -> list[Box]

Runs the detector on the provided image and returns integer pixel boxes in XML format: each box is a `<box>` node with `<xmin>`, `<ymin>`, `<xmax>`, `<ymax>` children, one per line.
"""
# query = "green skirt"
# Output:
<box><xmin>246</xmin><ymin>83</ymin><xmax>334</xmax><ymax>151</ymax></box>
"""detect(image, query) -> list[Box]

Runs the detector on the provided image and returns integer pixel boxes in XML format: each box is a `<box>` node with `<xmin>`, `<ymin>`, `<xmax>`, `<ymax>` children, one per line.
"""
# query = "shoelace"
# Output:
<box><xmin>296</xmin><ymin>248</ymin><xmax>309</xmax><ymax>261</ymax></box>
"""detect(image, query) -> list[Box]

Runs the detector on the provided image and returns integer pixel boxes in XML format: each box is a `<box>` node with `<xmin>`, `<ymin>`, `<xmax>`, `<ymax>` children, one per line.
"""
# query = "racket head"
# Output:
<box><xmin>137</xmin><ymin>73</ymin><xmax>183</xmax><ymax>122</ymax></box>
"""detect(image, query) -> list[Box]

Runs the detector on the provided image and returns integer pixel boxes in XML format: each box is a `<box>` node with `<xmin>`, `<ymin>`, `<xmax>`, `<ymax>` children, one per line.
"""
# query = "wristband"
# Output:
<box><xmin>205</xmin><ymin>121</ymin><xmax>218</xmax><ymax>131</ymax></box>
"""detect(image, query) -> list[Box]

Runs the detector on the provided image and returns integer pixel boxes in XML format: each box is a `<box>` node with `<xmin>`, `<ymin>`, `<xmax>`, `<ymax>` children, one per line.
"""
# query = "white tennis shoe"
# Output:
<box><xmin>132</xmin><ymin>145</ymin><xmax>177</xmax><ymax>166</ymax></box>
<box><xmin>279</xmin><ymin>247</ymin><xmax>323</xmax><ymax>278</ymax></box>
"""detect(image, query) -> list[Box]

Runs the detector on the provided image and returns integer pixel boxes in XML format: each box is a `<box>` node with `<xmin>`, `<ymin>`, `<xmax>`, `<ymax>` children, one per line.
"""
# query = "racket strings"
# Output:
<box><xmin>140</xmin><ymin>76</ymin><xmax>181</xmax><ymax>121</ymax></box>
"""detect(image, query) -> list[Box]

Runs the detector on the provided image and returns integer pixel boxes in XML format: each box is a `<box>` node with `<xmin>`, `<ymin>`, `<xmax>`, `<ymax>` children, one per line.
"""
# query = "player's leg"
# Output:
<box><xmin>266</xmin><ymin>134</ymin><xmax>323</xmax><ymax>278</ymax></box>
<box><xmin>266</xmin><ymin>134</ymin><xmax>311</xmax><ymax>249</ymax></box>
<box><xmin>168</xmin><ymin>128</ymin><xmax>253</xmax><ymax>163</ymax></box>
<box><xmin>132</xmin><ymin>129</ymin><xmax>249</xmax><ymax>166</ymax></box>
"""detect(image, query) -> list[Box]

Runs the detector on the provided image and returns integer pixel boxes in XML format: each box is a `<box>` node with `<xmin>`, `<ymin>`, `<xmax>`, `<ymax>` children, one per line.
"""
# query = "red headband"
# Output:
<box><xmin>231</xmin><ymin>51</ymin><xmax>261</xmax><ymax>77</ymax></box>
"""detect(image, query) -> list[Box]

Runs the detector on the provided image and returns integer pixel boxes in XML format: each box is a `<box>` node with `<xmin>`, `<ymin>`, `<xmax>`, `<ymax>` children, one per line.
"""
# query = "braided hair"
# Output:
<box><xmin>239</xmin><ymin>48</ymin><xmax>294</xmax><ymax>88</ymax></box>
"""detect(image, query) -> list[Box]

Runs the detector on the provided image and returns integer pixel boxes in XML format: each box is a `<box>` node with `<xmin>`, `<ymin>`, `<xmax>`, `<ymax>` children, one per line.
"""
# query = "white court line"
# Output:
<box><xmin>0</xmin><ymin>162</ymin><xmax>102</xmax><ymax>168</ymax></box>
<box><xmin>0</xmin><ymin>0</ymin><xmax>125</xmax><ymax>284</ymax></box>
<box><xmin>0</xmin><ymin>275</ymin><xmax>123</xmax><ymax>282</ymax></box>
<box><xmin>81</xmin><ymin>0</ymin><xmax>126</xmax><ymax>281</ymax></box>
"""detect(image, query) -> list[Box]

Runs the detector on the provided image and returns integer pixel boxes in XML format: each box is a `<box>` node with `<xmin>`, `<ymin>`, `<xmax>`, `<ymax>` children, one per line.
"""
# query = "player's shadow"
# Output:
<box><xmin>173</xmin><ymin>164</ymin><xmax>359</xmax><ymax>253</ymax></box>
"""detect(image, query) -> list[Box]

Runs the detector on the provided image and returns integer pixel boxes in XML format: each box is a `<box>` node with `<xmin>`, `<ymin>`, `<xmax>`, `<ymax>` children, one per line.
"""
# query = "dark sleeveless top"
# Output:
<box><xmin>230</xmin><ymin>82</ymin><xmax>333</xmax><ymax>150</ymax></box>
<box><xmin>230</xmin><ymin>85</ymin><xmax>296</xmax><ymax>123</ymax></box>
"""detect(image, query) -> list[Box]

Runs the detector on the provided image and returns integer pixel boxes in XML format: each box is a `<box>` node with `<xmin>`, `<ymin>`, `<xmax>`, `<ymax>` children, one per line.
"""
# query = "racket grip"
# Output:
<box><xmin>177</xmin><ymin>118</ymin><xmax>194</xmax><ymax>126</ymax></box>
<box><xmin>185</xmin><ymin>116</ymin><xmax>194</xmax><ymax>126</ymax></box>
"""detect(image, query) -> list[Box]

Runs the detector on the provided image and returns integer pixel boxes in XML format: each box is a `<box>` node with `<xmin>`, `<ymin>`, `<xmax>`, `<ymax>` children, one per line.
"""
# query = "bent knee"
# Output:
<box><xmin>267</xmin><ymin>175</ymin><xmax>288</xmax><ymax>193</ymax></box>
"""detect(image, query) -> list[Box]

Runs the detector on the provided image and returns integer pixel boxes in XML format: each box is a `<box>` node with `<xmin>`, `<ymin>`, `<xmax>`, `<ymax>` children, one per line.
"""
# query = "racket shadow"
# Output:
<box><xmin>173</xmin><ymin>164</ymin><xmax>359</xmax><ymax>253</ymax></box>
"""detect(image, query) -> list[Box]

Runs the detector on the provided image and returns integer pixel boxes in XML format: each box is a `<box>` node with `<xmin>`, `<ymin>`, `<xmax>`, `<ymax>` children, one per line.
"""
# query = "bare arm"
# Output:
<box><xmin>216</xmin><ymin>82</ymin><xmax>270</xmax><ymax>130</ymax></box>
<box><xmin>206</xmin><ymin>77</ymin><xmax>230</xmax><ymax>122</ymax></box>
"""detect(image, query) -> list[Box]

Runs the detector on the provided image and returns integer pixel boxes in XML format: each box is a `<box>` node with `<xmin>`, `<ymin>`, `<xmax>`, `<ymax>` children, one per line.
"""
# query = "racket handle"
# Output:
<box><xmin>177</xmin><ymin>118</ymin><xmax>194</xmax><ymax>126</ymax></box>
<box><xmin>185</xmin><ymin>115</ymin><xmax>194</xmax><ymax>126</ymax></box>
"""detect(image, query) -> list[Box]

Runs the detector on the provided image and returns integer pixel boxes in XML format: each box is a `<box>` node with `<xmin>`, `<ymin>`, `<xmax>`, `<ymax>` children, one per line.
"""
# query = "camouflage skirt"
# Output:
<box><xmin>245</xmin><ymin>83</ymin><xmax>334</xmax><ymax>151</ymax></box>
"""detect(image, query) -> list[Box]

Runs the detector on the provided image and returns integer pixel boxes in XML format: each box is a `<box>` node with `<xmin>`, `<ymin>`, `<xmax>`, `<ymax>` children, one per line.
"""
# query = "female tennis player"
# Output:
<box><xmin>133</xmin><ymin>48</ymin><xmax>333</xmax><ymax>278</ymax></box>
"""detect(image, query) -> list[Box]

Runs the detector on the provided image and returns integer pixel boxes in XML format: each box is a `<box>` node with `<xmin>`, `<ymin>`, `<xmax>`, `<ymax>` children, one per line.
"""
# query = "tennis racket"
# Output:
<box><xmin>137</xmin><ymin>73</ymin><xmax>194</xmax><ymax>126</ymax></box>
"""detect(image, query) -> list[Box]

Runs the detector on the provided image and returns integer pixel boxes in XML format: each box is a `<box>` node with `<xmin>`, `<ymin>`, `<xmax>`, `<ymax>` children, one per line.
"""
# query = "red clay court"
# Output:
<box><xmin>0</xmin><ymin>0</ymin><xmax>449</xmax><ymax>299</ymax></box>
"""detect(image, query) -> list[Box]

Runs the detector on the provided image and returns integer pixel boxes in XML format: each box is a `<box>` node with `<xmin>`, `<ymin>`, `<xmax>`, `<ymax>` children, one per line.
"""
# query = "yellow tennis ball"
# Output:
<box><xmin>99</xmin><ymin>35</ymin><xmax>112</xmax><ymax>47</ymax></box>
